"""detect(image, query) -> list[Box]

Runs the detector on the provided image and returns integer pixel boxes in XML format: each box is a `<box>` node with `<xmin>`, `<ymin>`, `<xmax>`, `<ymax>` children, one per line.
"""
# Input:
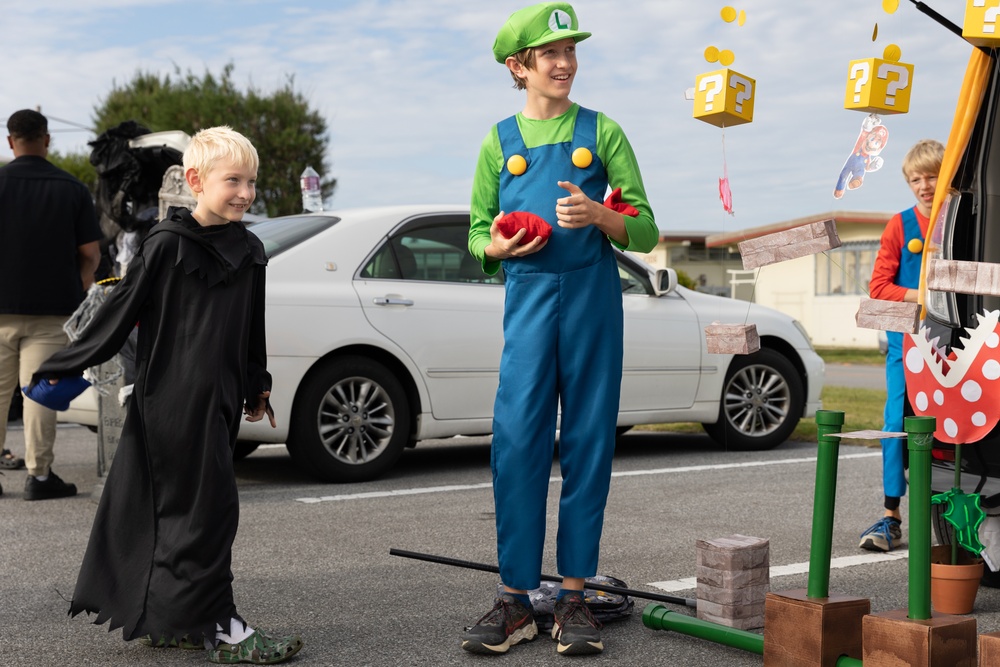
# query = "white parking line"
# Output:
<box><xmin>294</xmin><ymin>451</ymin><xmax>880</xmax><ymax>504</ymax></box>
<box><xmin>649</xmin><ymin>550</ymin><xmax>909</xmax><ymax>593</ymax></box>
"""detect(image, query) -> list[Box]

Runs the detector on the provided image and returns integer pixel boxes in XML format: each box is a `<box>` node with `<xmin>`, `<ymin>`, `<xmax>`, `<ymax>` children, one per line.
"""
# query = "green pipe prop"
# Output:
<box><xmin>836</xmin><ymin>656</ymin><xmax>863</xmax><ymax>667</ymax></box>
<box><xmin>953</xmin><ymin>443</ymin><xmax>962</xmax><ymax>566</ymax></box>
<box><xmin>808</xmin><ymin>410</ymin><xmax>845</xmax><ymax>599</ymax></box>
<box><xmin>906</xmin><ymin>415</ymin><xmax>936</xmax><ymax>621</ymax></box>
<box><xmin>642</xmin><ymin>603</ymin><xmax>763</xmax><ymax>655</ymax></box>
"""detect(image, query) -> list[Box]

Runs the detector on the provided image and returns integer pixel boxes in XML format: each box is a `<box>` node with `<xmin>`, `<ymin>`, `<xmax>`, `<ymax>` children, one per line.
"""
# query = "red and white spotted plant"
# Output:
<box><xmin>904</xmin><ymin>309</ymin><xmax>1000</xmax><ymax>444</ymax></box>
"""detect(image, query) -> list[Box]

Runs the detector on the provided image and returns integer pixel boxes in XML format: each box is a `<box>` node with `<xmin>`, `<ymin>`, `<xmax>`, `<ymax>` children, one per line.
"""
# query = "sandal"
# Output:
<box><xmin>0</xmin><ymin>449</ymin><xmax>24</xmax><ymax>470</ymax></box>
<box><xmin>139</xmin><ymin>634</ymin><xmax>203</xmax><ymax>649</ymax></box>
<box><xmin>207</xmin><ymin>629</ymin><xmax>303</xmax><ymax>664</ymax></box>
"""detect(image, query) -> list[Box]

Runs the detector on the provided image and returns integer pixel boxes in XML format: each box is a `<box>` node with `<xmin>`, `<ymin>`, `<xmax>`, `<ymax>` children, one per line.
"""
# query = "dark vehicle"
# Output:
<box><xmin>922</xmin><ymin>45</ymin><xmax>1000</xmax><ymax>506</ymax></box>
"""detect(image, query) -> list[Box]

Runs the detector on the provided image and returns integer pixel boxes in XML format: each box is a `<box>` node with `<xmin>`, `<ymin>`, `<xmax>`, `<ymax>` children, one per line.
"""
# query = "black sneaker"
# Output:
<box><xmin>551</xmin><ymin>594</ymin><xmax>604</xmax><ymax>655</ymax></box>
<box><xmin>461</xmin><ymin>593</ymin><xmax>538</xmax><ymax>655</ymax></box>
<box><xmin>24</xmin><ymin>471</ymin><xmax>77</xmax><ymax>501</ymax></box>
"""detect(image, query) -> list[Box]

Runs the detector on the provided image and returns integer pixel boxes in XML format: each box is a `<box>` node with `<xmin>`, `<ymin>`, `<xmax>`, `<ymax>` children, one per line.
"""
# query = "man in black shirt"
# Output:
<box><xmin>0</xmin><ymin>109</ymin><xmax>101</xmax><ymax>499</ymax></box>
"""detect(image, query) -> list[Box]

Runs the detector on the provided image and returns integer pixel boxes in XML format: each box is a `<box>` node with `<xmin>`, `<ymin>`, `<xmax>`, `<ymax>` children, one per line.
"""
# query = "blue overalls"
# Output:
<box><xmin>882</xmin><ymin>207</ymin><xmax>923</xmax><ymax>500</ymax></box>
<box><xmin>492</xmin><ymin>107</ymin><xmax>623</xmax><ymax>591</ymax></box>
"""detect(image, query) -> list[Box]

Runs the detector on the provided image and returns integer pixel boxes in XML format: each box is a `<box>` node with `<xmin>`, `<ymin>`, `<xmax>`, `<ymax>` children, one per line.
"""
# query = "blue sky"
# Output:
<box><xmin>1</xmin><ymin>0</ymin><xmax>974</xmax><ymax>234</ymax></box>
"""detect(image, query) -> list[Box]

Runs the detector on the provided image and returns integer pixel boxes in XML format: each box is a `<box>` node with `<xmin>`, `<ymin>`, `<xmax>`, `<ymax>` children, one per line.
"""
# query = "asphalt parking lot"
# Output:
<box><xmin>4</xmin><ymin>362</ymin><xmax>1000</xmax><ymax>666</ymax></box>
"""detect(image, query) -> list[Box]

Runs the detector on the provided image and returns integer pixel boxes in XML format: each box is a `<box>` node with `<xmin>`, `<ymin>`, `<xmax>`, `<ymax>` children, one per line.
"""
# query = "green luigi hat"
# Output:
<box><xmin>492</xmin><ymin>2</ymin><xmax>591</xmax><ymax>63</ymax></box>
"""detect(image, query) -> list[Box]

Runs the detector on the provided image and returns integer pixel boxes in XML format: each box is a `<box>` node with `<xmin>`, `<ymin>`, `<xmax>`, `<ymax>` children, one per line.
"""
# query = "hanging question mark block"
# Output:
<box><xmin>693</xmin><ymin>68</ymin><xmax>755</xmax><ymax>128</ymax></box>
<box><xmin>963</xmin><ymin>0</ymin><xmax>1000</xmax><ymax>46</ymax></box>
<box><xmin>843</xmin><ymin>58</ymin><xmax>914</xmax><ymax>114</ymax></box>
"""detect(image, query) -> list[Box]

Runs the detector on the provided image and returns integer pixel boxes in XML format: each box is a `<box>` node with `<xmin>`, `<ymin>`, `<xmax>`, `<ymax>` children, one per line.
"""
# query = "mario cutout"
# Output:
<box><xmin>833</xmin><ymin>114</ymin><xmax>888</xmax><ymax>198</ymax></box>
<box><xmin>834</xmin><ymin>1</ymin><xmax>913</xmax><ymax>197</ymax></box>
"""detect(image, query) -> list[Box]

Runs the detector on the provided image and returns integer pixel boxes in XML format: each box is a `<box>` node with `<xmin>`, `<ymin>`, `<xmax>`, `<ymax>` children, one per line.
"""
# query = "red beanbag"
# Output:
<box><xmin>496</xmin><ymin>211</ymin><xmax>553</xmax><ymax>245</ymax></box>
<box><xmin>603</xmin><ymin>188</ymin><xmax>640</xmax><ymax>217</ymax></box>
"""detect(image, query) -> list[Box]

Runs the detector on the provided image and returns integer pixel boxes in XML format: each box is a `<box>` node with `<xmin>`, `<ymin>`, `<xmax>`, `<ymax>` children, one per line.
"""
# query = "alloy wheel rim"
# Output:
<box><xmin>317</xmin><ymin>376</ymin><xmax>395</xmax><ymax>465</ymax></box>
<box><xmin>722</xmin><ymin>364</ymin><xmax>791</xmax><ymax>437</ymax></box>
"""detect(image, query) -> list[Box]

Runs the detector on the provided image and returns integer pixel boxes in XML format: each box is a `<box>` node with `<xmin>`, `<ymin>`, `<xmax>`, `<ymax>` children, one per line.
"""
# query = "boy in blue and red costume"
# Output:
<box><xmin>463</xmin><ymin>2</ymin><xmax>657</xmax><ymax>656</ymax></box>
<box><xmin>862</xmin><ymin>138</ymin><xmax>944</xmax><ymax>552</ymax></box>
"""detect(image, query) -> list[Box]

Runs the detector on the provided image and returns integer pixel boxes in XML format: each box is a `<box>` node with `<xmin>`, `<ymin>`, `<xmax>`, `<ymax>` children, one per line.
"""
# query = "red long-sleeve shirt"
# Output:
<box><xmin>869</xmin><ymin>206</ymin><xmax>928</xmax><ymax>301</ymax></box>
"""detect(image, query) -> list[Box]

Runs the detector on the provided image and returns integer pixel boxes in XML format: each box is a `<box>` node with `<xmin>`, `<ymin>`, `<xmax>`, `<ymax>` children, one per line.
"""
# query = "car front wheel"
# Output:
<box><xmin>288</xmin><ymin>356</ymin><xmax>411</xmax><ymax>483</ymax></box>
<box><xmin>702</xmin><ymin>348</ymin><xmax>804</xmax><ymax>451</ymax></box>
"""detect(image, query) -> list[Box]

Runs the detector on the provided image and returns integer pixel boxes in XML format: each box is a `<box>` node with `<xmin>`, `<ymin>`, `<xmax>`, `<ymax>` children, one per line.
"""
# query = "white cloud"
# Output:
<box><xmin>0</xmin><ymin>0</ymin><xmax>977</xmax><ymax>232</ymax></box>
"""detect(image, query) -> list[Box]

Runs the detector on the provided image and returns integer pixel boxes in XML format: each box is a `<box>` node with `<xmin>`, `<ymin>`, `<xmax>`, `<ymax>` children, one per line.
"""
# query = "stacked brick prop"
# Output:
<box><xmin>705</xmin><ymin>323</ymin><xmax>760</xmax><ymax>355</ymax></box>
<box><xmin>696</xmin><ymin>534</ymin><xmax>769</xmax><ymax>630</ymax></box>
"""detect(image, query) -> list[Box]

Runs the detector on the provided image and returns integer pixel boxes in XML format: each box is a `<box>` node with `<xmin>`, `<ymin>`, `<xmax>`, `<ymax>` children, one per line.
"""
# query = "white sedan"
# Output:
<box><xmin>65</xmin><ymin>205</ymin><xmax>824</xmax><ymax>482</ymax></box>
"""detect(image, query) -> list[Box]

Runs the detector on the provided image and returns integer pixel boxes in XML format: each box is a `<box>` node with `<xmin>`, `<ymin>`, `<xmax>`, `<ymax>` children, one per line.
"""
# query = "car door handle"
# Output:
<box><xmin>372</xmin><ymin>297</ymin><xmax>414</xmax><ymax>306</ymax></box>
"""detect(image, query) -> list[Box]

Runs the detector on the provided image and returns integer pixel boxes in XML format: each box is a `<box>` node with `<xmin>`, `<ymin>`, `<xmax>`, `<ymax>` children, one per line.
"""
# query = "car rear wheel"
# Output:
<box><xmin>288</xmin><ymin>356</ymin><xmax>410</xmax><ymax>483</ymax></box>
<box><xmin>702</xmin><ymin>348</ymin><xmax>804</xmax><ymax>451</ymax></box>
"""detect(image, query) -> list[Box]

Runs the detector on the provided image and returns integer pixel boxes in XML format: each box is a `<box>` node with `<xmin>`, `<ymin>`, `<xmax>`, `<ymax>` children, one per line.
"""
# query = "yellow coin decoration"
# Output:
<box><xmin>872</xmin><ymin>23</ymin><xmax>878</xmax><ymax>41</ymax></box>
<box><xmin>907</xmin><ymin>238</ymin><xmax>924</xmax><ymax>254</ymax></box>
<box><xmin>883</xmin><ymin>43</ymin><xmax>902</xmax><ymax>63</ymax></box>
<box><xmin>704</xmin><ymin>45</ymin><xmax>720</xmax><ymax>63</ymax></box>
<box><xmin>721</xmin><ymin>6</ymin><xmax>737</xmax><ymax>22</ymax></box>
<box><xmin>506</xmin><ymin>154</ymin><xmax>527</xmax><ymax>176</ymax></box>
<box><xmin>572</xmin><ymin>147</ymin><xmax>593</xmax><ymax>169</ymax></box>
<box><xmin>882</xmin><ymin>0</ymin><xmax>899</xmax><ymax>14</ymax></box>
<box><xmin>738</xmin><ymin>9</ymin><xmax>746</xmax><ymax>26</ymax></box>
<box><xmin>719</xmin><ymin>49</ymin><xmax>735</xmax><ymax>66</ymax></box>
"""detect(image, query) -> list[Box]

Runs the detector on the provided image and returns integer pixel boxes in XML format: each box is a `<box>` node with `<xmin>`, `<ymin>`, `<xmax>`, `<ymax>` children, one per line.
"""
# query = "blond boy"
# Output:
<box><xmin>30</xmin><ymin>127</ymin><xmax>301</xmax><ymax>663</ymax></box>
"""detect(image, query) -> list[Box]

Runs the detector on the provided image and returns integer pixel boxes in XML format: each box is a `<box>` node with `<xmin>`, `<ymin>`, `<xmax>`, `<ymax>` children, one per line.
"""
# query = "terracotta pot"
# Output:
<box><xmin>930</xmin><ymin>545</ymin><xmax>984</xmax><ymax>615</ymax></box>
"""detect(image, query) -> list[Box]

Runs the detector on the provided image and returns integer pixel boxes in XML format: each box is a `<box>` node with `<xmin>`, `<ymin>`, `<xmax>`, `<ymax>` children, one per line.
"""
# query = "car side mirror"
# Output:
<box><xmin>652</xmin><ymin>268</ymin><xmax>677</xmax><ymax>296</ymax></box>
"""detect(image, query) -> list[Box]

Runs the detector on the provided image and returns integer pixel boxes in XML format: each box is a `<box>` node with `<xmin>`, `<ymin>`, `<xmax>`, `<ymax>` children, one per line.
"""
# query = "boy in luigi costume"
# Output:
<box><xmin>464</xmin><ymin>2</ymin><xmax>657</xmax><ymax>656</ymax></box>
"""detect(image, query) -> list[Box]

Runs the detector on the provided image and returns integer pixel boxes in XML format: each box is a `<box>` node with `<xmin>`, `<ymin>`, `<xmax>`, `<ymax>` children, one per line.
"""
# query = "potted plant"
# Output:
<box><xmin>929</xmin><ymin>443</ymin><xmax>986</xmax><ymax>614</ymax></box>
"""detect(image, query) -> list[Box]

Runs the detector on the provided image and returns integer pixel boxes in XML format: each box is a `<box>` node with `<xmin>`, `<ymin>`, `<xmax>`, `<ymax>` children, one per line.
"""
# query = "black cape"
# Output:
<box><xmin>35</xmin><ymin>207</ymin><xmax>270</xmax><ymax>642</ymax></box>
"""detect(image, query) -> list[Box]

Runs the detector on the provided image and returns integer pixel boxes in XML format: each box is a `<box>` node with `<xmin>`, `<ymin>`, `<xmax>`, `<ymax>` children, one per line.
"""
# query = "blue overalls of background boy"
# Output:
<box><xmin>881</xmin><ymin>207</ymin><xmax>922</xmax><ymax>500</ymax></box>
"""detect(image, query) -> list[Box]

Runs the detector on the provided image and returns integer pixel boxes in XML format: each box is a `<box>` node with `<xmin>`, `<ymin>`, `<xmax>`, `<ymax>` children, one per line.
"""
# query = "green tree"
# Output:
<box><xmin>91</xmin><ymin>64</ymin><xmax>334</xmax><ymax>217</ymax></box>
<box><xmin>49</xmin><ymin>150</ymin><xmax>98</xmax><ymax>192</ymax></box>
<box><xmin>675</xmin><ymin>268</ymin><xmax>697</xmax><ymax>290</ymax></box>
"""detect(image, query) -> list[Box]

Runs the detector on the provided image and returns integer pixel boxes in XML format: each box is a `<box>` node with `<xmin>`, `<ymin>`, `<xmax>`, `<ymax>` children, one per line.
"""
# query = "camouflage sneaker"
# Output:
<box><xmin>551</xmin><ymin>594</ymin><xmax>604</xmax><ymax>655</ymax></box>
<box><xmin>207</xmin><ymin>629</ymin><xmax>303</xmax><ymax>664</ymax></box>
<box><xmin>139</xmin><ymin>634</ymin><xmax>203</xmax><ymax>649</ymax></box>
<box><xmin>462</xmin><ymin>593</ymin><xmax>538</xmax><ymax>655</ymax></box>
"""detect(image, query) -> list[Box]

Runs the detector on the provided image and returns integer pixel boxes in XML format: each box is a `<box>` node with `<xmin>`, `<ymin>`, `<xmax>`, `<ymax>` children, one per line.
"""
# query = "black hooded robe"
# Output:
<box><xmin>34</xmin><ymin>208</ymin><xmax>270</xmax><ymax>642</ymax></box>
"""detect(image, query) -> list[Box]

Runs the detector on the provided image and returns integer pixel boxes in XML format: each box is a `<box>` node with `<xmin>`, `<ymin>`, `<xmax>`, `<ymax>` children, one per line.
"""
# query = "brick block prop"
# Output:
<box><xmin>763</xmin><ymin>589</ymin><xmax>869</xmax><ymax>667</ymax></box>
<box><xmin>705</xmin><ymin>323</ymin><xmax>760</xmax><ymax>355</ymax></box>
<box><xmin>696</xmin><ymin>535</ymin><xmax>769</xmax><ymax>630</ymax></box>
<box><xmin>738</xmin><ymin>219</ymin><xmax>841</xmax><ymax>270</ymax></box>
<box><xmin>979</xmin><ymin>631</ymin><xmax>1000</xmax><ymax>665</ymax></box>
<box><xmin>855</xmin><ymin>297</ymin><xmax>921</xmax><ymax>334</ymax></box>
<box><xmin>927</xmin><ymin>258</ymin><xmax>1000</xmax><ymax>297</ymax></box>
<box><xmin>862</xmin><ymin>609</ymin><xmax>976</xmax><ymax>667</ymax></box>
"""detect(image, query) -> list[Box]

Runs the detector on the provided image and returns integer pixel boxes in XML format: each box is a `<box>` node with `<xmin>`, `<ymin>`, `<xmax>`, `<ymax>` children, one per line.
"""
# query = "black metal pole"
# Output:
<box><xmin>389</xmin><ymin>548</ymin><xmax>698</xmax><ymax>609</ymax></box>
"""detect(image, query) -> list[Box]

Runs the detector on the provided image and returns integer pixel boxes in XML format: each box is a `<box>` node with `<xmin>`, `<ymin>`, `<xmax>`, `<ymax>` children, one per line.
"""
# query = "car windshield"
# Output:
<box><xmin>249</xmin><ymin>215</ymin><xmax>340</xmax><ymax>257</ymax></box>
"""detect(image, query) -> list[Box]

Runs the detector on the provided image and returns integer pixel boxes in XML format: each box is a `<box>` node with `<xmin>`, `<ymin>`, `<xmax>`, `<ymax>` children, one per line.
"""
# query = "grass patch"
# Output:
<box><xmin>815</xmin><ymin>346</ymin><xmax>885</xmax><ymax>365</ymax></box>
<box><xmin>634</xmin><ymin>386</ymin><xmax>886</xmax><ymax>446</ymax></box>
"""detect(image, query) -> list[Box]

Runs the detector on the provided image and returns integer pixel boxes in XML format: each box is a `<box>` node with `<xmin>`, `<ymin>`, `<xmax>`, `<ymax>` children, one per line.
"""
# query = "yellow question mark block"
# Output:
<box><xmin>963</xmin><ymin>0</ymin><xmax>1000</xmax><ymax>46</ymax></box>
<box><xmin>693</xmin><ymin>68</ymin><xmax>755</xmax><ymax>128</ymax></box>
<box><xmin>843</xmin><ymin>58</ymin><xmax>914</xmax><ymax>114</ymax></box>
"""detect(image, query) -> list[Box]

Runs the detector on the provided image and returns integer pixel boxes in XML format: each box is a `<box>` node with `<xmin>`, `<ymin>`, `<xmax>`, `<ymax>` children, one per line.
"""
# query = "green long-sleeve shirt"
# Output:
<box><xmin>469</xmin><ymin>103</ymin><xmax>658</xmax><ymax>275</ymax></box>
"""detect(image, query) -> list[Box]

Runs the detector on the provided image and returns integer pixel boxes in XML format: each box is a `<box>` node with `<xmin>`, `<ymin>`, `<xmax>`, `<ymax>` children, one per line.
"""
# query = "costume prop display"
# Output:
<box><xmin>737</xmin><ymin>219</ymin><xmax>841</xmax><ymax>270</ymax></box>
<box><xmin>962</xmin><ymin>0</ymin><xmax>1000</xmax><ymax>47</ymax></box>
<box><xmin>833</xmin><ymin>114</ymin><xmax>889</xmax><ymax>198</ymax></box>
<box><xmin>903</xmin><ymin>309</ymin><xmax>1000</xmax><ymax>444</ymax></box>
<box><xmin>835</xmin><ymin>2</ymin><xmax>911</xmax><ymax>198</ymax></box>
<box><xmin>927</xmin><ymin>257</ymin><xmax>1000</xmax><ymax>297</ymax></box>
<box><xmin>855</xmin><ymin>297</ymin><xmax>921</xmax><ymax>334</ymax></box>
<box><xmin>22</xmin><ymin>375</ymin><xmax>91</xmax><ymax>412</ymax></box>
<box><xmin>495</xmin><ymin>211</ymin><xmax>553</xmax><ymax>245</ymax></box>
<box><xmin>387</xmin><ymin>548</ymin><xmax>697</xmax><ymax>609</ymax></box>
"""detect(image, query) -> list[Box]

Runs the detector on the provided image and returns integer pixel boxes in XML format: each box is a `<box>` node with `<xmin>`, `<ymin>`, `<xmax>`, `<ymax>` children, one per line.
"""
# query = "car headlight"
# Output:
<box><xmin>792</xmin><ymin>320</ymin><xmax>815</xmax><ymax>350</ymax></box>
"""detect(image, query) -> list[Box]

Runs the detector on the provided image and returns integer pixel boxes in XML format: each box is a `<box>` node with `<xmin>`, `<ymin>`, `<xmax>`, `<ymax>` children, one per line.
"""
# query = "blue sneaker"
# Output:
<box><xmin>859</xmin><ymin>516</ymin><xmax>902</xmax><ymax>552</ymax></box>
